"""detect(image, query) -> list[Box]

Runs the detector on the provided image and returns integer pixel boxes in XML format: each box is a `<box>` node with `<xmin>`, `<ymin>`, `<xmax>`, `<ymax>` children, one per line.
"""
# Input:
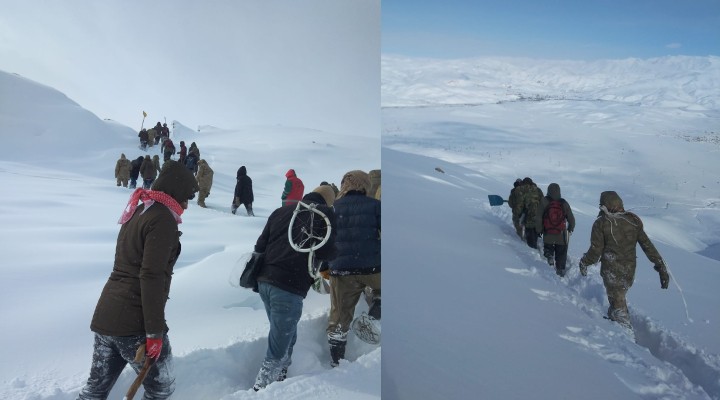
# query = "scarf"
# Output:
<box><xmin>118</xmin><ymin>188</ymin><xmax>184</xmax><ymax>224</ymax></box>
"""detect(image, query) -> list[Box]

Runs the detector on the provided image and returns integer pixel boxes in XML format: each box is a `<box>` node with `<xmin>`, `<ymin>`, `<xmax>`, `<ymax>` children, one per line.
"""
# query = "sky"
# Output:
<box><xmin>0</xmin><ymin>68</ymin><xmax>381</xmax><ymax>399</ymax></box>
<box><xmin>0</xmin><ymin>0</ymin><xmax>380</xmax><ymax>137</ymax></box>
<box><xmin>382</xmin><ymin>0</ymin><xmax>720</xmax><ymax>60</ymax></box>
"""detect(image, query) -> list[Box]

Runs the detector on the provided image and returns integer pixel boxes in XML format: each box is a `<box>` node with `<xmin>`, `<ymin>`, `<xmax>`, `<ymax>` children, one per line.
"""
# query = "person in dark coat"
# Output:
<box><xmin>579</xmin><ymin>191</ymin><xmax>669</xmax><ymax>330</ymax></box>
<box><xmin>232</xmin><ymin>166</ymin><xmax>255</xmax><ymax>216</ymax></box>
<box><xmin>178</xmin><ymin>141</ymin><xmax>187</xmax><ymax>165</ymax></box>
<box><xmin>326</xmin><ymin>170</ymin><xmax>381</xmax><ymax>367</ymax></box>
<box><xmin>251</xmin><ymin>186</ymin><xmax>337</xmax><ymax>391</ymax></box>
<box><xmin>160</xmin><ymin>122</ymin><xmax>170</xmax><ymax>139</ymax></box>
<box><xmin>138</xmin><ymin>129</ymin><xmax>149</xmax><ymax>151</ymax></box>
<box><xmin>140</xmin><ymin>155</ymin><xmax>157</xmax><ymax>189</ymax></box>
<box><xmin>508</xmin><ymin>178</ymin><xmax>523</xmax><ymax>238</ymax></box>
<box><xmin>161</xmin><ymin>137</ymin><xmax>175</xmax><ymax>162</ymax></box>
<box><xmin>153</xmin><ymin>122</ymin><xmax>163</xmax><ymax>145</ymax></box>
<box><xmin>535</xmin><ymin>182</ymin><xmax>575</xmax><ymax>276</ymax></box>
<box><xmin>77</xmin><ymin>161</ymin><xmax>199</xmax><ymax>400</ymax></box>
<box><xmin>129</xmin><ymin>156</ymin><xmax>144</xmax><ymax>189</ymax></box>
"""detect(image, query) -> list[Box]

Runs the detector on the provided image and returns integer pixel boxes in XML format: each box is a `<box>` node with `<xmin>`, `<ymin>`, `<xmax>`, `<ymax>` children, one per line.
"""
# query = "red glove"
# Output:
<box><xmin>146</xmin><ymin>336</ymin><xmax>163</xmax><ymax>360</ymax></box>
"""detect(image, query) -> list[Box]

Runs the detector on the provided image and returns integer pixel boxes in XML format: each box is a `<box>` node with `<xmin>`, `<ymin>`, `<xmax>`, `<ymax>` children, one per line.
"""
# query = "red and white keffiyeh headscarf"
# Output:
<box><xmin>118</xmin><ymin>188</ymin><xmax>185</xmax><ymax>225</ymax></box>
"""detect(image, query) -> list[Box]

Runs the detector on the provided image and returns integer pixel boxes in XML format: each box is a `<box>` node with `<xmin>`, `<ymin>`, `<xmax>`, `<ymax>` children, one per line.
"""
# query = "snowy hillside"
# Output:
<box><xmin>381</xmin><ymin>55</ymin><xmax>720</xmax><ymax>399</ymax></box>
<box><xmin>382</xmin><ymin>55</ymin><xmax>720</xmax><ymax>111</ymax></box>
<box><xmin>0</xmin><ymin>71</ymin><xmax>380</xmax><ymax>399</ymax></box>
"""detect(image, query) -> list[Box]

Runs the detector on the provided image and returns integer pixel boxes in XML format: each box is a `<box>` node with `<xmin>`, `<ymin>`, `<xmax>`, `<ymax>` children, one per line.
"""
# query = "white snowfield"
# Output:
<box><xmin>381</xmin><ymin>55</ymin><xmax>720</xmax><ymax>400</ymax></box>
<box><xmin>0</xmin><ymin>69</ymin><xmax>380</xmax><ymax>400</ymax></box>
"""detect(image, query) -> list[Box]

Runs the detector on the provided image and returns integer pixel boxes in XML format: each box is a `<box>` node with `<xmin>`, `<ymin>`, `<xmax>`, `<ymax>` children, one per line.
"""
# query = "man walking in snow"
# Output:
<box><xmin>251</xmin><ymin>186</ymin><xmax>337</xmax><ymax>391</ymax></box>
<box><xmin>281</xmin><ymin>168</ymin><xmax>304</xmax><ymax>206</ymax></box>
<box><xmin>114</xmin><ymin>153</ymin><xmax>130</xmax><ymax>188</ymax></box>
<box><xmin>129</xmin><ymin>156</ymin><xmax>144</xmax><ymax>189</ymax></box>
<box><xmin>514</xmin><ymin>177</ymin><xmax>543</xmax><ymax>249</ymax></box>
<box><xmin>536</xmin><ymin>183</ymin><xmax>575</xmax><ymax>276</ymax></box>
<box><xmin>578</xmin><ymin>191</ymin><xmax>670</xmax><ymax>330</ymax></box>
<box><xmin>508</xmin><ymin>178</ymin><xmax>523</xmax><ymax>238</ymax></box>
<box><xmin>77</xmin><ymin>161</ymin><xmax>199</xmax><ymax>400</ymax></box>
<box><xmin>140</xmin><ymin>155</ymin><xmax>157</xmax><ymax>189</ymax></box>
<box><xmin>326</xmin><ymin>170</ymin><xmax>381</xmax><ymax>367</ymax></box>
<box><xmin>232</xmin><ymin>165</ymin><xmax>254</xmax><ymax>216</ymax></box>
<box><xmin>195</xmin><ymin>159</ymin><xmax>213</xmax><ymax>208</ymax></box>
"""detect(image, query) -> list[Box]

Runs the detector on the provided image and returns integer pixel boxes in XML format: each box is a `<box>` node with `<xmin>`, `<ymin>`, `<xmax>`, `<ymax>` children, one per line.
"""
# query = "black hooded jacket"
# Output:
<box><xmin>234</xmin><ymin>166</ymin><xmax>254</xmax><ymax>204</ymax></box>
<box><xmin>254</xmin><ymin>192</ymin><xmax>337</xmax><ymax>297</ymax></box>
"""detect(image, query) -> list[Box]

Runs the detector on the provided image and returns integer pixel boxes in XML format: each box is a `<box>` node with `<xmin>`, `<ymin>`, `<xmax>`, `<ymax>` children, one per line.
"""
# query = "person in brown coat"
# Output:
<box><xmin>77</xmin><ymin>160</ymin><xmax>199</xmax><ymax>400</ymax></box>
<box><xmin>140</xmin><ymin>155</ymin><xmax>157</xmax><ymax>189</ymax></box>
<box><xmin>114</xmin><ymin>153</ymin><xmax>131</xmax><ymax>187</ymax></box>
<box><xmin>153</xmin><ymin>154</ymin><xmax>161</xmax><ymax>174</ymax></box>
<box><xmin>578</xmin><ymin>191</ymin><xmax>669</xmax><ymax>330</ymax></box>
<box><xmin>195</xmin><ymin>159</ymin><xmax>214</xmax><ymax>207</ymax></box>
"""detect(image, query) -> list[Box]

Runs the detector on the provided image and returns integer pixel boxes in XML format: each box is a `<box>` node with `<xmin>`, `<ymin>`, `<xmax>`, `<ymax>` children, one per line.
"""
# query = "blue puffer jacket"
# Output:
<box><xmin>329</xmin><ymin>191</ymin><xmax>381</xmax><ymax>275</ymax></box>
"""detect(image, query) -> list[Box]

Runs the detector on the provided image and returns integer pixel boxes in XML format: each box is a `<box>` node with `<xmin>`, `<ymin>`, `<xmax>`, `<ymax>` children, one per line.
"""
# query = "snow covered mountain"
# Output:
<box><xmin>382</xmin><ymin>55</ymin><xmax>720</xmax><ymax>111</ymax></box>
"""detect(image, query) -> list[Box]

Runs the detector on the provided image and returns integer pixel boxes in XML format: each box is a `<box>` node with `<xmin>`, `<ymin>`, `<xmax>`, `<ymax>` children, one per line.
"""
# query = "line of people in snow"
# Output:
<box><xmin>86</xmin><ymin>155</ymin><xmax>382</xmax><ymax>398</ymax></box>
<box><xmin>509</xmin><ymin>177</ymin><xmax>670</xmax><ymax>331</ymax></box>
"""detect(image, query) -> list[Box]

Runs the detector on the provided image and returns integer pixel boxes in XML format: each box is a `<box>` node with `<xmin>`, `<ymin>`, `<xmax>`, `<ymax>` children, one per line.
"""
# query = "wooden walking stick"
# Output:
<box><xmin>124</xmin><ymin>344</ymin><xmax>156</xmax><ymax>400</ymax></box>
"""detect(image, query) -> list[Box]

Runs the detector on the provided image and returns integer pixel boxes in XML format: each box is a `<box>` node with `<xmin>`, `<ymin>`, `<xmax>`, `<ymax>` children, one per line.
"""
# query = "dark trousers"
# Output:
<box><xmin>543</xmin><ymin>243</ymin><xmax>568</xmax><ymax>270</ymax></box>
<box><xmin>524</xmin><ymin>227</ymin><xmax>539</xmax><ymax>249</ymax></box>
<box><xmin>77</xmin><ymin>333</ymin><xmax>174</xmax><ymax>400</ymax></box>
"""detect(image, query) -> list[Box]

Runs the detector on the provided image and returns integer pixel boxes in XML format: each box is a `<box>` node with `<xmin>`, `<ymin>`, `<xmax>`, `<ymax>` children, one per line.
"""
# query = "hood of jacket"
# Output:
<box><xmin>600</xmin><ymin>191</ymin><xmax>625</xmax><ymax>213</ymax></box>
<box><xmin>285</xmin><ymin>169</ymin><xmax>296</xmax><ymax>178</ymax></box>
<box><xmin>547</xmin><ymin>183</ymin><xmax>561</xmax><ymax>200</ymax></box>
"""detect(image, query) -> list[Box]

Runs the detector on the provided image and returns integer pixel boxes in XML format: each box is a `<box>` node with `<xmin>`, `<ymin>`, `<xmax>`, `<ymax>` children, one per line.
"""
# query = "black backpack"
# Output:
<box><xmin>542</xmin><ymin>198</ymin><xmax>567</xmax><ymax>234</ymax></box>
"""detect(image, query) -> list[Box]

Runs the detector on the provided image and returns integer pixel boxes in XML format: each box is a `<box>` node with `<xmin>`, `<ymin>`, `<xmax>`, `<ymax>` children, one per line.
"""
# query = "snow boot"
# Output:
<box><xmin>277</xmin><ymin>367</ymin><xmax>287</xmax><ymax>382</ymax></box>
<box><xmin>329</xmin><ymin>338</ymin><xmax>346</xmax><ymax>367</ymax></box>
<box><xmin>555</xmin><ymin>267</ymin><xmax>565</xmax><ymax>277</ymax></box>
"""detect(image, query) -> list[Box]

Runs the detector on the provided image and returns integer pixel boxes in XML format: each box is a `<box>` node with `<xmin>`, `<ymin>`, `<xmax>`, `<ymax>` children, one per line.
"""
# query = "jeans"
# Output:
<box><xmin>254</xmin><ymin>282</ymin><xmax>303</xmax><ymax>388</ymax></box>
<box><xmin>77</xmin><ymin>333</ymin><xmax>174</xmax><ymax>400</ymax></box>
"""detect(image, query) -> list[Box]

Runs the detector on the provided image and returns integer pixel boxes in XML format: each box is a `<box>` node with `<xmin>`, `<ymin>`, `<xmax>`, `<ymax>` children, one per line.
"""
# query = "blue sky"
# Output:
<box><xmin>382</xmin><ymin>0</ymin><xmax>720</xmax><ymax>59</ymax></box>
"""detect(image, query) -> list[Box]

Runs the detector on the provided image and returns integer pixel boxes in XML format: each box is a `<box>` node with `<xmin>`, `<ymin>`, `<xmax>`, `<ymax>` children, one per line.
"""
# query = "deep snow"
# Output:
<box><xmin>0</xmin><ymin>69</ymin><xmax>380</xmax><ymax>400</ymax></box>
<box><xmin>381</xmin><ymin>55</ymin><xmax>720</xmax><ymax>400</ymax></box>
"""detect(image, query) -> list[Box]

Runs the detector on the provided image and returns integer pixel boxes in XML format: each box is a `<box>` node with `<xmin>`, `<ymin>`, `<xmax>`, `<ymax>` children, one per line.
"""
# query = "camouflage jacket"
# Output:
<box><xmin>579</xmin><ymin>191</ymin><xmax>663</xmax><ymax>288</ymax></box>
<box><xmin>513</xmin><ymin>184</ymin><xmax>543</xmax><ymax>228</ymax></box>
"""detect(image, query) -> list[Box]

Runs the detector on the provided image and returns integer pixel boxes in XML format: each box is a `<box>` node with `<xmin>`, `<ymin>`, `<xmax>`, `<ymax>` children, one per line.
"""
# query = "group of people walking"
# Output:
<box><xmin>89</xmin><ymin>149</ymin><xmax>382</xmax><ymax>398</ymax></box>
<box><xmin>509</xmin><ymin>177</ymin><xmax>670</xmax><ymax>331</ymax></box>
<box><xmin>250</xmin><ymin>168</ymin><xmax>381</xmax><ymax>391</ymax></box>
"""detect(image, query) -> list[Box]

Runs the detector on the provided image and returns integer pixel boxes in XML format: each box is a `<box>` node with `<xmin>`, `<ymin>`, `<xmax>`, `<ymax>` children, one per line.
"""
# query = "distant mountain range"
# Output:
<box><xmin>381</xmin><ymin>55</ymin><xmax>720</xmax><ymax>111</ymax></box>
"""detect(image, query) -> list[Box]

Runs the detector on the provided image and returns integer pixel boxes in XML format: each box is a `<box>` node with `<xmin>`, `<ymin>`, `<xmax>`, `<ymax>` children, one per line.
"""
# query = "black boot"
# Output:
<box><xmin>329</xmin><ymin>338</ymin><xmax>346</xmax><ymax>367</ymax></box>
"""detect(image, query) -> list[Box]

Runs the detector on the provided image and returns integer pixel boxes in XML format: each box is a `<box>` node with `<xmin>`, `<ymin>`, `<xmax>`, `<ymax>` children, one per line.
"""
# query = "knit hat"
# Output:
<box><xmin>337</xmin><ymin>170</ymin><xmax>371</xmax><ymax>199</ymax></box>
<box><xmin>312</xmin><ymin>185</ymin><xmax>336</xmax><ymax>207</ymax></box>
<box><xmin>152</xmin><ymin>160</ymin><xmax>200</xmax><ymax>204</ymax></box>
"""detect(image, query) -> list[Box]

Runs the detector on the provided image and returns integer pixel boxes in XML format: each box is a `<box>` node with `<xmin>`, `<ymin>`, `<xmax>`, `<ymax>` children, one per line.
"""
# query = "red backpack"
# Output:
<box><xmin>542</xmin><ymin>198</ymin><xmax>567</xmax><ymax>234</ymax></box>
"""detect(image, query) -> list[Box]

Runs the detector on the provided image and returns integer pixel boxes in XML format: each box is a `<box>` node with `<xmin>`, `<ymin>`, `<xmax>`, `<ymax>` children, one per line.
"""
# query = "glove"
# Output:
<box><xmin>655</xmin><ymin>263</ymin><xmax>670</xmax><ymax>289</ymax></box>
<box><xmin>146</xmin><ymin>336</ymin><xmax>163</xmax><ymax>360</ymax></box>
<box><xmin>579</xmin><ymin>262</ymin><xmax>588</xmax><ymax>277</ymax></box>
